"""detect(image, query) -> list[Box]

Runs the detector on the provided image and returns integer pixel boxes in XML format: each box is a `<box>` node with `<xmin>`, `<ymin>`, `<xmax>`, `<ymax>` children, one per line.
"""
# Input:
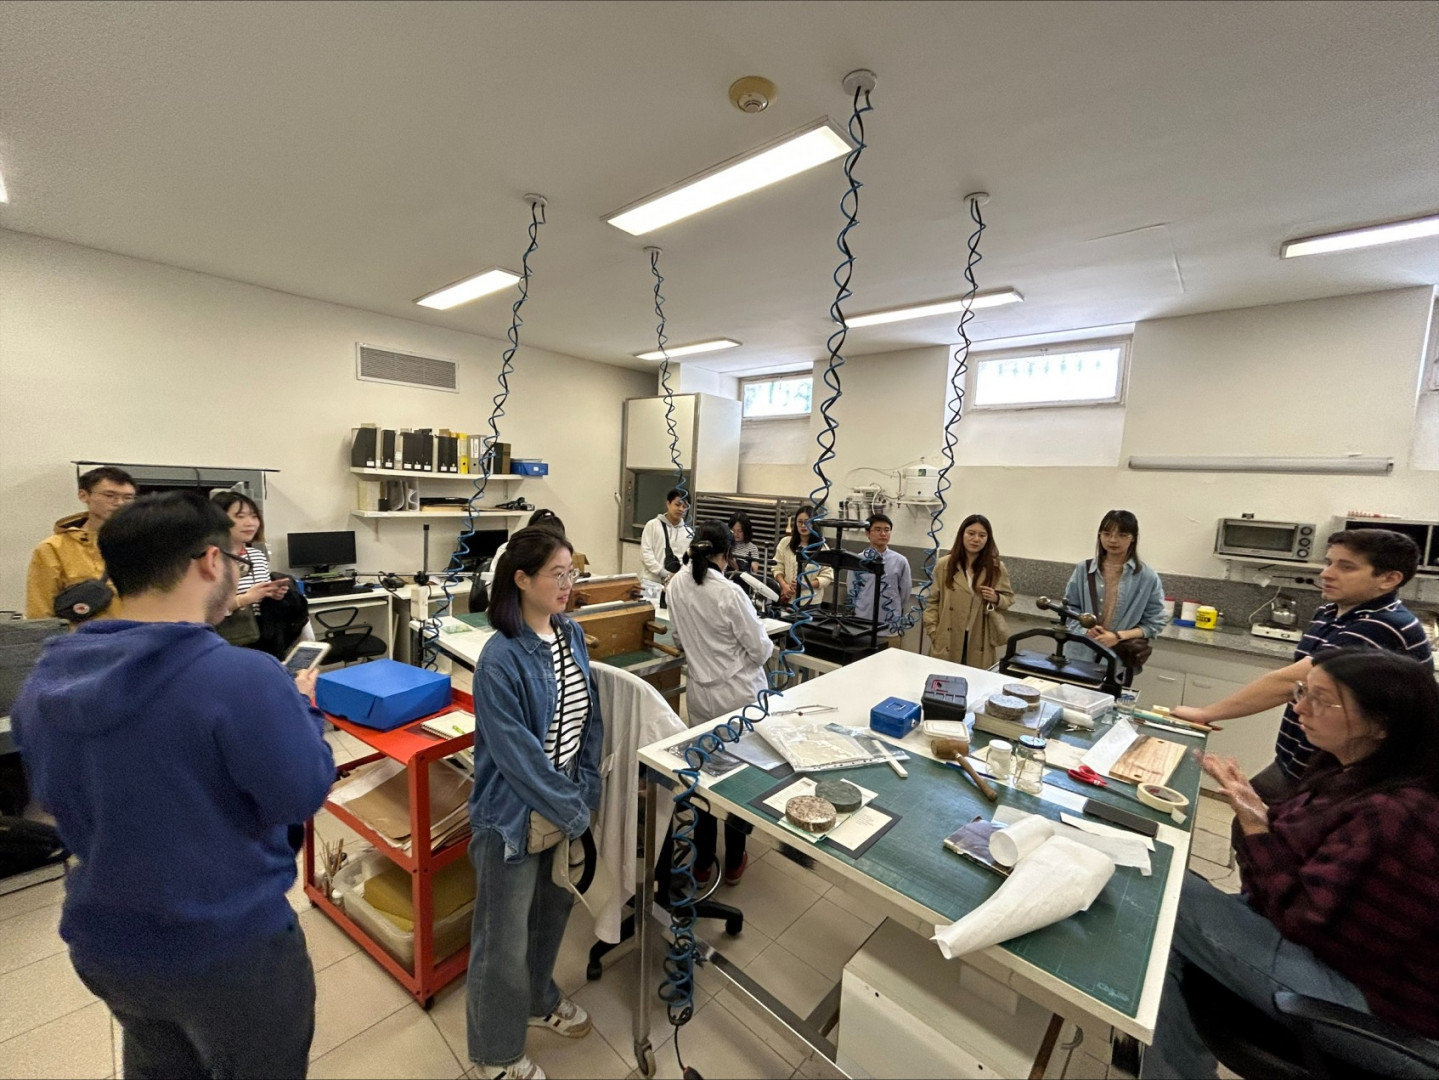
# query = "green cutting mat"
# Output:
<box><xmin>711</xmin><ymin>717</ymin><xmax>1198</xmax><ymax>1018</ymax></box>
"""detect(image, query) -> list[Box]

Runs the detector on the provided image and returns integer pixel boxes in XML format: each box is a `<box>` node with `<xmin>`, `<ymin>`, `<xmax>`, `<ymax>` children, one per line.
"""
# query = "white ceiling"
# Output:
<box><xmin>2</xmin><ymin>1</ymin><xmax>1436</xmax><ymax>376</ymax></box>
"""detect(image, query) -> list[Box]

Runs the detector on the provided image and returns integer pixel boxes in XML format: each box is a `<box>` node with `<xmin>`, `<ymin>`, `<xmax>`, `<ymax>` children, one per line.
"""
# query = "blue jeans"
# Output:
<box><xmin>1141</xmin><ymin>872</ymin><xmax>1371</xmax><ymax>1079</ymax></box>
<box><xmin>466</xmin><ymin>827</ymin><xmax>573</xmax><ymax>1067</ymax></box>
<box><xmin>73</xmin><ymin>920</ymin><xmax>315</xmax><ymax>1079</ymax></box>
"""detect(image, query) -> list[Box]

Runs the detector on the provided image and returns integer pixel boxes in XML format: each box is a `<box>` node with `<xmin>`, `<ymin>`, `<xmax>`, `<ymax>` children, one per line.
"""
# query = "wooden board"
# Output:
<box><xmin>1111</xmin><ymin>735</ymin><xmax>1186</xmax><ymax>787</ymax></box>
<box><xmin>572</xmin><ymin>602</ymin><xmax>654</xmax><ymax>659</ymax></box>
<box><xmin>567</xmin><ymin>575</ymin><xmax>641</xmax><ymax>611</ymax></box>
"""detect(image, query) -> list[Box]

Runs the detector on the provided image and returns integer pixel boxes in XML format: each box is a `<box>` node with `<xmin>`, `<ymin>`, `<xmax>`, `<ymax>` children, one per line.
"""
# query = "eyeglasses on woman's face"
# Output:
<box><xmin>546</xmin><ymin>568</ymin><xmax>581</xmax><ymax>588</ymax></box>
<box><xmin>1291</xmin><ymin>681</ymin><xmax>1344</xmax><ymax>712</ymax></box>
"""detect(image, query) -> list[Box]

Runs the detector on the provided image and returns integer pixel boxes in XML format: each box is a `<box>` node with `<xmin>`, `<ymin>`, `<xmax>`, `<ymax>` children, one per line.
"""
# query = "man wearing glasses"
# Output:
<box><xmin>13</xmin><ymin>492</ymin><xmax>334</xmax><ymax>1077</ymax></box>
<box><xmin>1172</xmin><ymin>528</ymin><xmax>1432</xmax><ymax>804</ymax></box>
<box><xmin>25</xmin><ymin>465</ymin><xmax>137</xmax><ymax>619</ymax></box>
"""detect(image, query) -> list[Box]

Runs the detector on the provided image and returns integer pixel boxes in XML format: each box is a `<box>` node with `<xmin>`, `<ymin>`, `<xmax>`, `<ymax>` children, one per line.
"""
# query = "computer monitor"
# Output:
<box><xmin>286</xmin><ymin>531</ymin><xmax>357</xmax><ymax>573</ymax></box>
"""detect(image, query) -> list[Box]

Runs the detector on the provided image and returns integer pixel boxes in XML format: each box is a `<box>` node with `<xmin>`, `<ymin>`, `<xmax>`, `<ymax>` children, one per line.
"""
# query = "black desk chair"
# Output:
<box><xmin>313</xmin><ymin>608</ymin><xmax>386</xmax><ymax>666</ymax></box>
<box><xmin>586</xmin><ymin>824</ymin><xmax>743</xmax><ymax>982</ymax></box>
<box><xmin>1179</xmin><ymin>965</ymin><xmax>1439</xmax><ymax>1079</ymax></box>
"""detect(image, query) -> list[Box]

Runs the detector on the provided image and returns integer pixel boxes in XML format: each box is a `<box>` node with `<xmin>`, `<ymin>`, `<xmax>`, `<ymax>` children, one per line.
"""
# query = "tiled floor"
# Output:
<box><xmin>0</xmin><ymin>745</ymin><xmax>1241</xmax><ymax>1080</ymax></box>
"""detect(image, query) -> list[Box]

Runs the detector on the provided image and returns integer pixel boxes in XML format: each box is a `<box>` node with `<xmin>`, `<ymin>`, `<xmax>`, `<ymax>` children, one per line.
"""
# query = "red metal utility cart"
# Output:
<box><xmin>304</xmin><ymin>690</ymin><xmax>474</xmax><ymax>1009</ymax></box>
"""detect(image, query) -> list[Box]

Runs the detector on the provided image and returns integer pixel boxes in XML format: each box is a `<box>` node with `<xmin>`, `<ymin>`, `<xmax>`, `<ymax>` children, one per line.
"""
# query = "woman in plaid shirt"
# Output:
<box><xmin>1143</xmin><ymin>649</ymin><xmax>1439</xmax><ymax>1078</ymax></box>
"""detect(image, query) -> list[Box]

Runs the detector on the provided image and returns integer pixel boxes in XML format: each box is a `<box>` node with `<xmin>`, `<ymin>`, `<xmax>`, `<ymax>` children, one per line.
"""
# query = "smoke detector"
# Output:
<box><xmin>729</xmin><ymin>76</ymin><xmax>777</xmax><ymax>114</ymax></box>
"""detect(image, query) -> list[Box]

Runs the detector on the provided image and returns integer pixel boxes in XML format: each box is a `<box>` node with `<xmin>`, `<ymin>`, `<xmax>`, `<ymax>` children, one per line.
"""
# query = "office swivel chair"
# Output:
<box><xmin>1179</xmin><ymin>966</ymin><xmax>1439</xmax><ymax>1079</ymax></box>
<box><xmin>313</xmin><ymin>607</ymin><xmax>386</xmax><ymax>666</ymax></box>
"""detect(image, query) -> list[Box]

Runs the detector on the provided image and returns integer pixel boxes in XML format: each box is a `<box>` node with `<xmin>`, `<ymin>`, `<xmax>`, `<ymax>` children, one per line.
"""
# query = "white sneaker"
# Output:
<box><xmin>478</xmin><ymin>1055</ymin><xmax>546</xmax><ymax>1080</ymax></box>
<box><xmin>527</xmin><ymin>996</ymin><xmax>592</xmax><ymax>1038</ymax></box>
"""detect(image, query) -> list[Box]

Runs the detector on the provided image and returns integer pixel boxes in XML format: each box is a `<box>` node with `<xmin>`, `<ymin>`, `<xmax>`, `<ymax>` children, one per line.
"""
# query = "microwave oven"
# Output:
<box><xmin>1214</xmin><ymin>518</ymin><xmax>1318</xmax><ymax>562</ymax></box>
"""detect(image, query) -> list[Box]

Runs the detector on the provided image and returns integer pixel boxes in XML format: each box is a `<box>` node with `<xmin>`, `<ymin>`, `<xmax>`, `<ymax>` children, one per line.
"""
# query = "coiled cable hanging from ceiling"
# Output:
<box><xmin>656</xmin><ymin>72</ymin><xmax>876</xmax><ymax>1054</ymax></box>
<box><xmin>912</xmin><ymin>194</ymin><xmax>987</xmax><ymax>637</ymax></box>
<box><xmin>647</xmin><ymin>247</ymin><xmax>689</xmax><ymax>509</ymax></box>
<box><xmin>421</xmin><ymin>194</ymin><xmax>547</xmax><ymax>669</ymax></box>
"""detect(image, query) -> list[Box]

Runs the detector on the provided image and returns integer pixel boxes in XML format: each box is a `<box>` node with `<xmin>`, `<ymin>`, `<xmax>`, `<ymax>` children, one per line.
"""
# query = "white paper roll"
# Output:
<box><xmin>931</xmin><ymin>836</ymin><xmax>1116</xmax><ymax>960</ymax></box>
<box><xmin>989</xmin><ymin>815</ymin><xmax>1055</xmax><ymax>867</ymax></box>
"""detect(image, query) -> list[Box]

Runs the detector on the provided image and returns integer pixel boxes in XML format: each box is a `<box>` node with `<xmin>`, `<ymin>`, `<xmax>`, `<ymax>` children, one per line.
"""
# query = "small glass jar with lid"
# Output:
<box><xmin>1015</xmin><ymin>735</ymin><xmax>1047</xmax><ymax>794</ymax></box>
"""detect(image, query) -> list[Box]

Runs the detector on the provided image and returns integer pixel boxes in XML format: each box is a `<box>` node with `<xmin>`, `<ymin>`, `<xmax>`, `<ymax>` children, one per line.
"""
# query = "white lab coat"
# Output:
<box><xmin>666</xmin><ymin>564</ymin><xmax>775</xmax><ymax>725</ymax></box>
<box><xmin>639</xmin><ymin>515</ymin><xmax>693</xmax><ymax>584</ymax></box>
<box><xmin>590</xmin><ymin>662</ymin><xmax>686</xmax><ymax>943</ymax></box>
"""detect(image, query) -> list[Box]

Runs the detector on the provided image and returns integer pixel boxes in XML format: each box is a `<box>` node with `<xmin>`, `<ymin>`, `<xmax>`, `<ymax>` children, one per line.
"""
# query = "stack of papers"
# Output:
<box><xmin>330</xmin><ymin>758</ymin><xmax>473</xmax><ymax>853</ymax></box>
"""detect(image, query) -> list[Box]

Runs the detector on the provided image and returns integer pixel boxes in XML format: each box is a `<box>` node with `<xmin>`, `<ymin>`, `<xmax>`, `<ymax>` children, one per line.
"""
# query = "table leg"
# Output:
<box><xmin>634</xmin><ymin>774</ymin><xmax>659</xmax><ymax>1077</ymax></box>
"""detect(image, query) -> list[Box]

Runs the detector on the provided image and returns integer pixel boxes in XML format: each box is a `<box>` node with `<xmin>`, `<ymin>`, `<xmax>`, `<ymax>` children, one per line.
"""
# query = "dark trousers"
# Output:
<box><xmin>73</xmin><ymin>920</ymin><xmax>316</xmax><ymax>1080</ymax></box>
<box><xmin>694</xmin><ymin>811</ymin><xmax>747</xmax><ymax>875</ymax></box>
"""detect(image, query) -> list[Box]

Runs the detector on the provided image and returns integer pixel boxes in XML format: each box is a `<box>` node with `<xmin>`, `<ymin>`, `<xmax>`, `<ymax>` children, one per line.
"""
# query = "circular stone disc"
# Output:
<box><xmin>1002</xmin><ymin>682</ymin><xmax>1042</xmax><ymax>706</ymax></box>
<box><xmin>986</xmin><ymin>693</ymin><xmax>1028</xmax><ymax>720</ymax></box>
<box><xmin>814</xmin><ymin>779</ymin><xmax>863</xmax><ymax>815</ymax></box>
<box><xmin>785</xmin><ymin>795</ymin><xmax>837</xmax><ymax>833</ymax></box>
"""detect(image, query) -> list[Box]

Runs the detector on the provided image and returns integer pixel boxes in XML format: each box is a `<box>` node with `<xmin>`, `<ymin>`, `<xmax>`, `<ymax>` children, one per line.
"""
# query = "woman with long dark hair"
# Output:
<box><xmin>211</xmin><ymin>491</ymin><xmax>308</xmax><ymax>656</ymax></box>
<box><xmin>727</xmin><ymin>510</ymin><xmax>761</xmax><ymax>567</ymax></box>
<box><xmin>1142</xmin><ymin>649</ymin><xmax>1439</xmax><ymax>1077</ymax></box>
<box><xmin>773</xmin><ymin>505</ymin><xmax>833</xmax><ymax>606</ymax></box>
<box><xmin>666</xmin><ymin>520</ymin><xmax>775</xmax><ymax>885</ymax></box>
<box><xmin>466</xmin><ymin>526</ymin><xmax>602</xmax><ymax>1079</ymax></box>
<box><xmin>1062</xmin><ymin>509</ymin><xmax>1168</xmax><ymax>676</ymax></box>
<box><xmin>923</xmin><ymin>514</ymin><xmax>1014</xmax><ymax>668</ymax></box>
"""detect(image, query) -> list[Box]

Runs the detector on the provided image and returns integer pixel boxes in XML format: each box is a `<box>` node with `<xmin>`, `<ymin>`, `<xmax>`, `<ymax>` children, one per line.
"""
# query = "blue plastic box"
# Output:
<box><xmin>870</xmin><ymin>696</ymin><xmax>922</xmax><ymax>739</ymax></box>
<box><xmin>511</xmin><ymin>460</ymin><xmax>549</xmax><ymax>476</ymax></box>
<box><xmin>316</xmin><ymin>660</ymin><xmax>451</xmax><ymax>732</ymax></box>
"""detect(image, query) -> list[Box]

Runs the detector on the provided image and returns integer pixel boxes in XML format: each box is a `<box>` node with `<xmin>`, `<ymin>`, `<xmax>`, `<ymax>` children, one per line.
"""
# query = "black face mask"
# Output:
<box><xmin>53</xmin><ymin>578</ymin><xmax>113</xmax><ymax>623</ymax></box>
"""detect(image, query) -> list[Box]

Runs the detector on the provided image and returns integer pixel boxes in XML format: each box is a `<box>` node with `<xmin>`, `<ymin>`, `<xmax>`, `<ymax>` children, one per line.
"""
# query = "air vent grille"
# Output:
<box><xmin>357</xmin><ymin>345</ymin><xmax>458</xmax><ymax>392</ymax></box>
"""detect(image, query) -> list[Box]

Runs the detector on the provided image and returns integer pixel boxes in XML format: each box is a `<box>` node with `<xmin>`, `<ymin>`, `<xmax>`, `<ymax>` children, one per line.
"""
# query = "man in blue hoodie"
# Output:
<box><xmin>14</xmin><ymin>492</ymin><xmax>335</xmax><ymax>1079</ymax></box>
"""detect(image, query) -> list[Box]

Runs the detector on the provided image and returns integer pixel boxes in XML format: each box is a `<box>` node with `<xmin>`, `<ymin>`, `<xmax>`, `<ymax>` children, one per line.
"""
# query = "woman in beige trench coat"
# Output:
<box><xmin>923</xmin><ymin>514</ymin><xmax>1014</xmax><ymax>669</ymax></box>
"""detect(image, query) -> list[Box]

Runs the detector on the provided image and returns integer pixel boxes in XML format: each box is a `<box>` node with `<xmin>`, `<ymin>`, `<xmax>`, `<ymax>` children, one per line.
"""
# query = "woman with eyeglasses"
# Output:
<box><xmin>773</xmin><ymin>505</ymin><xmax>834</xmax><ymax>606</ymax></box>
<box><xmin>466</xmin><ymin>526</ymin><xmax>602</xmax><ymax>1080</ymax></box>
<box><xmin>211</xmin><ymin>492</ymin><xmax>297</xmax><ymax>652</ymax></box>
<box><xmin>1062</xmin><ymin>509</ymin><xmax>1168</xmax><ymax>679</ymax></box>
<box><xmin>666</xmin><ymin>520</ymin><xmax>776</xmax><ymax>886</ymax></box>
<box><xmin>1142</xmin><ymin>649</ymin><xmax>1439</xmax><ymax>1077</ymax></box>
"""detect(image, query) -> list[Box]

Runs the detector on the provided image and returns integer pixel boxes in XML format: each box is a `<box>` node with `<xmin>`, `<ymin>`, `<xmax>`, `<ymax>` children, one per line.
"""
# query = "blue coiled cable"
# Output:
<box><xmin>659</xmin><ymin>80</ymin><xmax>874</xmax><ymax>1033</ymax></box>
<box><xmin>914</xmin><ymin>196</ymin><xmax>986</xmax><ymax>641</ymax></box>
<box><xmin>648</xmin><ymin>247</ymin><xmax>689</xmax><ymax>507</ymax></box>
<box><xmin>422</xmin><ymin>196</ymin><xmax>547</xmax><ymax>669</ymax></box>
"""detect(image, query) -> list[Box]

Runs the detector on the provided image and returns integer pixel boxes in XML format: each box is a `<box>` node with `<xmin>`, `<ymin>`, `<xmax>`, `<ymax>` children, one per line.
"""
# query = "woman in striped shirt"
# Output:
<box><xmin>213</xmin><ymin>492</ymin><xmax>289</xmax><ymax>616</ymax></box>
<box><xmin>466</xmin><ymin>526</ymin><xmax>603</xmax><ymax>1080</ymax></box>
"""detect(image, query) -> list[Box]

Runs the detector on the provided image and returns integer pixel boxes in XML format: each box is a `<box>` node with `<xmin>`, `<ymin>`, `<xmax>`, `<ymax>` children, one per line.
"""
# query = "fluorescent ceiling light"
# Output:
<box><xmin>414</xmin><ymin>267</ymin><xmax>520</xmax><ymax>310</ymax></box>
<box><xmin>1280</xmin><ymin>213</ymin><xmax>1439</xmax><ymax>258</ymax></box>
<box><xmin>847</xmin><ymin>289</ymin><xmax>1025</xmax><ymax>328</ymax></box>
<box><xmin>634</xmin><ymin>339</ymin><xmax>742</xmax><ymax>362</ymax></box>
<box><xmin>0</xmin><ymin>168</ymin><xmax>8</xmax><ymax>203</ymax></box>
<box><xmin>1127</xmin><ymin>455</ymin><xmax>1393</xmax><ymax>476</ymax></box>
<box><xmin>605</xmin><ymin>119</ymin><xmax>851</xmax><ymax>236</ymax></box>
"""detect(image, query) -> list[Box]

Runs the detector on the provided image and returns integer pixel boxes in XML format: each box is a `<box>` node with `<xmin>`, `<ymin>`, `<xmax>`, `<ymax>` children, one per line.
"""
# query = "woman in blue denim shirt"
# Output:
<box><xmin>466</xmin><ymin>526</ymin><xmax>604</xmax><ymax>1080</ymax></box>
<box><xmin>1062</xmin><ymin>509</ymin><xmax>1170</xmax><ymax>678</ymax></box>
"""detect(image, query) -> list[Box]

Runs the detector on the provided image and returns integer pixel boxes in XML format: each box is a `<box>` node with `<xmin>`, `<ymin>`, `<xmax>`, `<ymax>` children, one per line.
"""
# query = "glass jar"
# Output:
<box><xmin>1015</xmin><ymin>735</ymin><xmax>1047</xmax><ymax>795</ymax></box>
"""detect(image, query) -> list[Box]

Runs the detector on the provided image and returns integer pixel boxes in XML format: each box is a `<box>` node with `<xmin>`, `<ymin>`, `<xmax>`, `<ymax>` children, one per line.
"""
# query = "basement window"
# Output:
<box><xmin>742</xmin><ymin>374</ymin><xmax>813</xmax><ymax>419</ymax></box>
<box><xmin>970</xmin><ymin>339</ymin><xmax>1129</xmax><ymax>410</ymax></box>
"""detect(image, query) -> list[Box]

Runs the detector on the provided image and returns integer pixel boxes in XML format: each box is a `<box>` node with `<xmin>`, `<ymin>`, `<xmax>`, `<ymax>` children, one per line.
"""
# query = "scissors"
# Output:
<box><xmin>1068</xmin><ymin>765</ymin><xmax>1109</xmax><ymax>789</ymax></box>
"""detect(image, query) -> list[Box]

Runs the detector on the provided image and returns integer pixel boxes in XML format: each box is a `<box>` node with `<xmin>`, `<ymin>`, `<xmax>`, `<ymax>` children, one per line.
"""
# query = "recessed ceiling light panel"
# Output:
<box><xmin>605</xmin><ymin>119</ymin><xmax>852</xmax><ymax>236</ymax></box>
<box><xmin>634</xmin><ymin>338</ymin><xmax>742</xmax><ymax>362</ymax></box>
<box><xmin>847</xmin><ymin>289</ymin><xmax>1024</xmax><ymax>328</ymax></box>
<box><xmin>414</xmin><ymin>267</ymin><xmax>521</xmax><ymax>310</ymax></box>
<box><xmin>1280</xmin><ymin>213</ymin><xmax>1439</xmax><ymax>258</ymax></box>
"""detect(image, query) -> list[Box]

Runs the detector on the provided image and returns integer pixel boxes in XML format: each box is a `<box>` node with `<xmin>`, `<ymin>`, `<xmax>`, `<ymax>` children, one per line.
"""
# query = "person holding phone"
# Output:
<box><xmin>773</xmin><ymin>505</ymin><xmax>833</xmax><ymax>606</ymax></box>
<box><xmin>212</xmin><ymin>492</ymin><xmax>309</xmax><ymax>656</ymax></box>
<box><xmin>466</xmin><ymin>526</ymin><xmax>603</xmax><ymax>1079</ymax></box>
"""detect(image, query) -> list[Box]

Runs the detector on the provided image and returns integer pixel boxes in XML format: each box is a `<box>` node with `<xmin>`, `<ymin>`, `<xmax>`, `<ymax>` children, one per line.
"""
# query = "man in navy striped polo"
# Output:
<box><xmin>1172</xmin><ymin>529</ymin><xmax>1432</xmax><ymax>804</ymax></box>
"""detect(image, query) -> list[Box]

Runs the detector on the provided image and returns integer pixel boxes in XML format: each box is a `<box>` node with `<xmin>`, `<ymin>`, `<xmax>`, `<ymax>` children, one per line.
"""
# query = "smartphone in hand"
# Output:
<box><xmin>283</xmin><ymin>641</ymin><xmax>331</xmax><ymax>676</ymax></box>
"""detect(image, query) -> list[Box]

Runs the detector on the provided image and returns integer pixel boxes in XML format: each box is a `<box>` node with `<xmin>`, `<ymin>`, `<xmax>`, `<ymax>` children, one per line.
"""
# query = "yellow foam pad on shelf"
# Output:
<box><xmin>363</xmin><ymin>856</ymin><xmax>477</xmax><ymax>930</ymax></box>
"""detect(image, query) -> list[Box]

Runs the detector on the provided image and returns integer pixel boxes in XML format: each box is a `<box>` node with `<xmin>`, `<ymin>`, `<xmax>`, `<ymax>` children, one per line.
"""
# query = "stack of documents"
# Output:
<box><xmin>330</xmin><ymin>758</ymin><xmax>473</xmax><ymax>853</ymax></box>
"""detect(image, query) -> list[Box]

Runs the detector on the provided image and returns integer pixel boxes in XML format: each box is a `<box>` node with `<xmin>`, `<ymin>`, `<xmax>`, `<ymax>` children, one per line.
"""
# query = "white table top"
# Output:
<box><xmin>636</xmin><ymin>647</ymin><xmax>1190</xmax><ymax>1042</ymax></box>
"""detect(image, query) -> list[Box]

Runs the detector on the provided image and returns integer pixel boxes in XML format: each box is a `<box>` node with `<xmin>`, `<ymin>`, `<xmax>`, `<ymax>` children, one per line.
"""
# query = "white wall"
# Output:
<box><xmin>0</xmin><ymin>231</ymin><xmax>652</xmax><ymax>610</ymax></box>
<box><xmin>735</xmin><ymin>288</ymin><xmax>1439</xmax><ymax>574</ymax></box>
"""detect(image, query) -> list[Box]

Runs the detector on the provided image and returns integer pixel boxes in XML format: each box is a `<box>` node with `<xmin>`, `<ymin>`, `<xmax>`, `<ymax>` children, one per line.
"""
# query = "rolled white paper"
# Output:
<box><xmin>989</xmin><ymin>815</ymin><xmax>1055</xmax><ymax>867</ymax></box>
<box><xmin>931</xmin><ymin>836</ymin><xmax>1116</xmax><ymax>960</ymax></box>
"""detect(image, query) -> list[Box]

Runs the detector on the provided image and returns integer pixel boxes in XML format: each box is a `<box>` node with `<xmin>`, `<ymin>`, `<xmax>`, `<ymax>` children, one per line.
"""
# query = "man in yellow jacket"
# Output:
<box><xmin>26</xmin><ymin>466</ymin><xmax>137</xmax><ymax>620</ymax></box>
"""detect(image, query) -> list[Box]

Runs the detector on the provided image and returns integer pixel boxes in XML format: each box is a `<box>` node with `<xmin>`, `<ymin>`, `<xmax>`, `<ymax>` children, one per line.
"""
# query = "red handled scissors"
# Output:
<box><xmin>1068</xmin><ymin>765</ymin><xmax>1109</xmax><ymax>789</ymax></box>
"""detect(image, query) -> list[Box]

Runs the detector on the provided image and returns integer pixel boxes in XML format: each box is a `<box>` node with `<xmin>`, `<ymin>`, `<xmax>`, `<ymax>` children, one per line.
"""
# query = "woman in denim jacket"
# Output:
<box><xmin>466</xmin><ymin>526</ymin><xmax>604</xmax><ymax>1080</ymax></box>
